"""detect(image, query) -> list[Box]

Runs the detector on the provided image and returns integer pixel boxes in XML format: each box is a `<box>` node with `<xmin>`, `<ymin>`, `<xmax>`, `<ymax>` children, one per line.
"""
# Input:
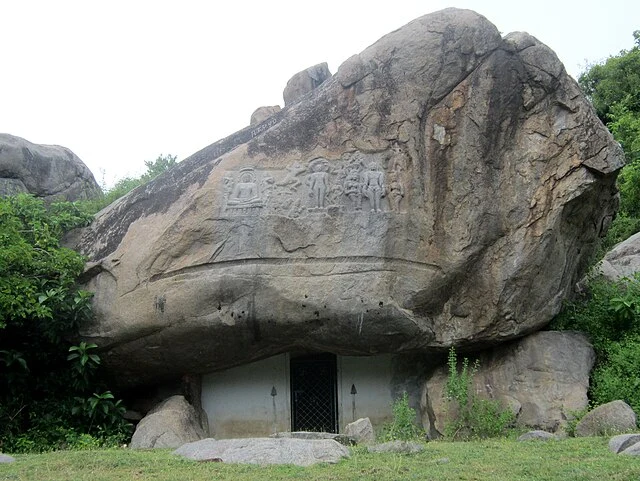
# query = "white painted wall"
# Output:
<box><xmin>338</xmin><ymin>354</ymin><xmax>395</xmax><ymax>430</ymax></box>
<box><xmin>201</xmin><ymin>353</ymin><xmax>395</xmax><ymax>438</ymax></box>
<box><xmin>201</xmin><ymin>354</ymin><xmax>290</xmax><ymax>438</ymax></box>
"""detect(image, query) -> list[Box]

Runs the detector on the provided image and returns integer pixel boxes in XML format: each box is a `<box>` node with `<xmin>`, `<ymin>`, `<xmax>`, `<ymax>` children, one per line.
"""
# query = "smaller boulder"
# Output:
<box><xmin>0</xmin><ymin>133</ymin><xmax>101</xmax><ymax>202</ymax></box>
<box><xmin>344</xmin><ymin>417</ymin><xmax>375</xmax><ymax>444</ymax></box>
<box><xmin>597</xmin><ymin>232</ymin><xmax>640</xmax><ymax>281</ymax></box>
<box><xmin>367</xmin><ymin>440</ymin><xmax>424</xmax><ymax>454</ymax></box>
<box><xmin>282</xmin><ymin>62</ymin><xmax>331</xmax><ymax>106</ymax></box>
<box><xmin>575</xmin><ymin>400</ymin><xmax>637</xmax><ymax>437</ymax></box>
<box><xmin>250</xmin><ymin>106</ymin><xmax>281</xmax><ymax>126</ymax></box>
<box><xmin>174</xmin><ymin>437</ymin><xmax>350</xmax><ymax>466</ymax></box>
<box><xmin>517</xmin><ymin>430</ymin><xmax>557</xmax><ymax>442</ymax></box>
<box><xmin>609</xmin><ymin>433</ymin><xmax>640</xmax><ymax>454</ymax></box>
<box><xmin>130</xmin><ymin>395</ymin><xmax>207</xmax><ymax>449</ymax></box>
<box><xmin>0</xmin><ymin>453</ymin><xmax>15</xmax><ymax>463</ymax></box>
<box><xmin>621</xmin><ymin>442</ymin><xmax>640</xmax><ymax>456</ymax></box>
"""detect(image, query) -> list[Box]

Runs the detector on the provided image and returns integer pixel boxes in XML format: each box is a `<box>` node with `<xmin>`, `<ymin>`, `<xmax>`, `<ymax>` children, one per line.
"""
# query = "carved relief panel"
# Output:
<box><xmin>220</xmin><ymin>145</ymin><xmax>412</xmax><ymax>218</ymax></box>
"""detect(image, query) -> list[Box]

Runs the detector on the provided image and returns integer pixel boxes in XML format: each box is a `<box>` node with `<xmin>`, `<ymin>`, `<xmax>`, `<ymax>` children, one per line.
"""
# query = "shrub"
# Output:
<box><xmin>443</xmin><ymin>348</ymin><xmax>515</xmax><ymax>440</ymax></box>
<box><xmin>590</xmin><ymin>335</ymin><xmax>640</xmax><ymax>414</ymax></box>
<box><xmin>0</xmin><ymin>194</ymin><xmax>130</xmax><ymax>453</ymax></box>
<box><xmin>381</xmin><ymin>392</ymin><xmax>424</xmax><ymax>441</ymax></box>
<box><xmin>550</xmin><ymin>274</ymin><xmax>640</xmax><ymax>414</ymax></box>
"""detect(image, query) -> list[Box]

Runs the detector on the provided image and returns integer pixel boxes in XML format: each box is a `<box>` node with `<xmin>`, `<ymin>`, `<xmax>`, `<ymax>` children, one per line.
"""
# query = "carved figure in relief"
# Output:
<box><xmin>306</xmin><ymin>158</ymin><xmax>329</xmax><ymax>209</ymax></box>
<box><xmin>227</xmin><ymin>168</ymin><xmax>263</xmax><ymax>209</ymax></box>
<box><xmin>389</xmin><ymin>143</ymin><xmax>409</xmax><ymax>173</ymax></box>
<box><xmin>387</xmin><ymin>171</ymin><xmax>404</xmax><ymax>212</ymax></box>
<box><xmin>276</xmin><ymin>161</ymin><xmax>305</xmax><ymax>190</ymax></box>
<box><xmin>361</xmin><ymin>162</ymin><xmax>385</xmax><ymax>212</ymax></box>
<box><xmin>343</xmin><ymin>167</ymin><xmax>362</xmax><ymax>210</ymax></box>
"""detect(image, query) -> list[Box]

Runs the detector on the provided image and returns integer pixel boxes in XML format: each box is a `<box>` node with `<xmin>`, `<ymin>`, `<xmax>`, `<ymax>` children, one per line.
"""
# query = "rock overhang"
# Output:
<box><xmin>72</xmin><ymin>8</ymin><xmax>624</xmax><ymax>387</ymax></box>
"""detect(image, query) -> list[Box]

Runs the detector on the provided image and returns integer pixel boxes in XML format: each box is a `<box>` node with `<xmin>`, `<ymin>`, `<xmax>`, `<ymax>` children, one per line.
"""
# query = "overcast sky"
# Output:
<box><xmin>1</xmin><ymin>0</ymin><xmax>638</xmax><ymax>188</ymax></box>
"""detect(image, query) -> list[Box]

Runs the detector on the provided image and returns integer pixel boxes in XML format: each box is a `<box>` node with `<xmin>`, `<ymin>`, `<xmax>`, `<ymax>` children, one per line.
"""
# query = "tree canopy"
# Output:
<box><xmin>579</xmin><ymin>31</ymin><xmax>640</xmax><ymax>243</ymax></box>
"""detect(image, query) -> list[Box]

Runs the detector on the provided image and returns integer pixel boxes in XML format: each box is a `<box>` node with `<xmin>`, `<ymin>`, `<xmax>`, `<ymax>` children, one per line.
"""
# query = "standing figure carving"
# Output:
<box><xmin>343</xmin><ymin>167</ymin><xmax>362</xmax><ymax>211</ymax></box>
<box><xmin>387</xmin><ymin>172</ymin><xmax>404</xmax><ymax>212</ymax></box>
<box><xmin>306</xmin><ymin>158</ymin><xmax>330</xmax><ymax>209</ymax></box>
<box><xmin>362</xmin><ymin>162</ymin><xmax>385</xmax><ymax>212</ymax></box>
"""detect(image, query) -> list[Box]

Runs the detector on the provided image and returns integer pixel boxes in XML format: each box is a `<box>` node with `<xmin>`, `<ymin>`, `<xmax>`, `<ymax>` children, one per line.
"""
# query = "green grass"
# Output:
<box><xmin>1</xmin><ymin>437</ymin><xmax>640</xmax><ymax>481</ymax></box>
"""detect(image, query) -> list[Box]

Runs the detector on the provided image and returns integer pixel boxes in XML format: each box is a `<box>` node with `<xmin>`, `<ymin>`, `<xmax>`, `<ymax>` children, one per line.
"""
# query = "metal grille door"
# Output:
<box><xmin>290</xmin><ymin>354</ymin><xmax>338</xmax><ymax>433</ymax></box>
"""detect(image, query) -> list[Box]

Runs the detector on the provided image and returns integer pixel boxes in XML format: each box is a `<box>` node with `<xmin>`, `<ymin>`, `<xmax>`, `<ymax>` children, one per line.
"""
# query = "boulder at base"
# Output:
<box><xmin>173</xmin><ymin>437</ymin><xmax>350</xmax><ymax>466</ymax></box>
<box><xmin>344</xmin><ymin>417</ymin><xmax>375</xmax><ymax>444</ymax></box>
<box><xmin>598</xmin><ymin>231</ymin><xmax>640</xmax><ymax>281</ymax></box>
<box><xmin>130</xmin><ymin>395</ymin><xmax>207</xmax><ymax>449</ymax></box>
<box><xmin>0</xmin><ymin>133</ymin><xmax>101</xmax><ymax>202</ymax></box>
<box><xmin>422</xmin><ymin>331</ymin><xmax>594</xmax><ymax>436</ymax></box>
<box><xmin>73</xmin><ymin>8</ymin><xmax>623</xmax><ymax>388</ymax></box>
<box><xmin>575</xmin><ymin>400</ymin><xmax>637</xmax><ymax>437</ymax></box>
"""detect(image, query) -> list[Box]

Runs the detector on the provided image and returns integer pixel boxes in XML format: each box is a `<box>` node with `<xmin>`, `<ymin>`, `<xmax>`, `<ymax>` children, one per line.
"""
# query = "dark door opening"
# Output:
<box><xmin>290</xmin><ymin>353</ymin><xmax>338</xmax><ymax>433</ymax></box>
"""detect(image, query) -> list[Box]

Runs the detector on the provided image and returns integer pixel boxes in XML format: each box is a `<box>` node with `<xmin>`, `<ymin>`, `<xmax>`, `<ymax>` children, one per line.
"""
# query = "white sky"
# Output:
<box><xmin>1</xmin><ymin>0</ymin><xmax>638</xmax><ymax>188</ymax></box>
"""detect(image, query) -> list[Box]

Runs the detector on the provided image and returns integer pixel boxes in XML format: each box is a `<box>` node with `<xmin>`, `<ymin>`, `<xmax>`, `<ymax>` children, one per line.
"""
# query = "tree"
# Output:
<box><xmin>0</xmin><ymin>194</ymin><xmax>128</xmax><ymax>452</ymax></box>
<box><xmin>579</xmin><ymin>31</ymin><xmax>640</xmax><ymax>241</ymax></box>
<box><xmin>83</xmin><ymin>154</ymin><xmax>179</xmax><ymax>214</ymax></box>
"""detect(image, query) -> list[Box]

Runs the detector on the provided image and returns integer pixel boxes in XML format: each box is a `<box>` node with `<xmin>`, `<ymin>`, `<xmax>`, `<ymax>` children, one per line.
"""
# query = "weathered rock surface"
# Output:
<box><xmin>597</xmin><ymin>231</ymin><xmax>640</xmax><ymax>281</ymax></box>
<box><xmin>609</xmin><ymin>433</ymin><xmax>640</xmax><ymax>454</ymax></box>
<box><xmin>271</xmin><ymin>431</ymin><xmax>355</xmax><ymax>446</ymax></box>
<box><xmin>422</xmin><ymin>331</ymin><xmax>594</xmax><ymax>436</ymax></box>
<box><xmin>73</xmin><ymin>9</ymin><xmax>622</xmax><ymax>387</ymax></box>
<box><xmin>282</xmin><ymin>62</ymin><xmax>331</xmax><ymax>106</ymax></box>
<box><xmin>250</xmin><ymin>106</ymin><xmax>281</xmax><ymax>126</ymax></box>
<box><xmin>575</xmin><ymin>400</ymin><xmax>637</xmax><ymax>437</ymax></box>
<box><xmin>0</xmin><ymin>133</ymin><xmax>101</xmax><ymax>202</ymax></box>
<box><xmin>130</xmin><ymin>395</ymin><xmax>207</xmax><ymax>449</ymax></box>
<box><xmin>621</xmin><ymin>441</ymin><xmax>640</xmax><ymax>456</ymax></box>
<box><xmin>173</xmin><ymin>437</ymin><xmax>350</xmax><ymax>466</ymax></box>
<box><xmin>344</xmin><ymin>417</ymin><xmax>375</xmax><ymax>444</ymax></box>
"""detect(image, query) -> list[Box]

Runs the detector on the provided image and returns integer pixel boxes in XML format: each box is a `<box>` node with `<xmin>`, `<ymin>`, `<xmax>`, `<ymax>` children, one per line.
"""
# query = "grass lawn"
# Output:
<box><xmin>1</xmin><ymin>437</ymin><xmax>640</xmax><ymax>481</ymax></box>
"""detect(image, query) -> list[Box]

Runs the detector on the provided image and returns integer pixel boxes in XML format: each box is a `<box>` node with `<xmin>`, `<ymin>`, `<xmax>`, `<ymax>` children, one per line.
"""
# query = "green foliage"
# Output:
<box><xmin>600</xmin><ymin>214</ymin><xmax>640</xmax><ymax>254</ymax></box>
<box><xmin>0</xmin><ymin>194</ymin><xmax>130</xmax><ymax>453</ymax></box>
<box><xmin>550</xmin><ymin>274</ymin><xmax>640</xmax><ymax>412</ymax></box>
<box><xmin>590</xmin><ymin>335</ymin><xmax>640</xmax><ymax>414</ymax></box>
<box><xmin>381</xmin><ymin>392</ymin><xmax>424</xmax><ymax>441</ymax></box>
<box><xmin>444</xmin><ymin>348</ymin><xmax>515</xmax><ymax>440</ymax></box>
<box><xmin>81</xmin><ymin>154</ymin><xmax>178</xmax><ymax>214</ymax></box>
<box><xmin>550</xmin><ymin>274</ymin><xmax>640</xmax><ymax>353</ymax></box>
<box><xmin>580</xmin><ymin>31</ymin><xmax>640</xmax><ymax>236</ymax></box>
<box><xmin>563</xmin><ymin>406</ymin><xmax>590</xmax><ymax>437</ymax></box>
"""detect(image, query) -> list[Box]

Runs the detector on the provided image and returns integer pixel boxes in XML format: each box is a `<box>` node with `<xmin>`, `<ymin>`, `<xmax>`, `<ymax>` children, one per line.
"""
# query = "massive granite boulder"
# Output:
<box><xmin>73</xmin><ymin>8</ymin><xmax>623</xmax><ymax>387</ymax></box>
<box><xmin>0</xmin><ymin>133</ymin><xmax>101</xmax><ymax>202</ymax></box>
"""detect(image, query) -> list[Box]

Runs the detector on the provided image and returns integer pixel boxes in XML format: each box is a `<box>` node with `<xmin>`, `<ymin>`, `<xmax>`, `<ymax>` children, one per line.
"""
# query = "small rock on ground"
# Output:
<box><xmin>0</xmin><ymin>453</ymin><xmax>15</xmax><ymax>463</ymax></box>
<box><xmin>517</xmin><ymin>430</ymin><xmax>557</xmax><ymax>442</ymax></box>
<box><xmin>367</xmin><ymin>440</ymin><xmax>425</xmax><ymax>454</ymax></box>
<box><xmin>609</xmin><ymin>433</ymin><xmax>640</xmax><ymax>454</ymax></box>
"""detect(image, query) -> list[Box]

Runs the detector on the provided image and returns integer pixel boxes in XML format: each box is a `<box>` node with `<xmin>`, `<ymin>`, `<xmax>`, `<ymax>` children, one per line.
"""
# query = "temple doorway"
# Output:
<box><xmin>290</xmin><ymin>353</ymin><xmax>338</xmax><ymax>433</ymax></box>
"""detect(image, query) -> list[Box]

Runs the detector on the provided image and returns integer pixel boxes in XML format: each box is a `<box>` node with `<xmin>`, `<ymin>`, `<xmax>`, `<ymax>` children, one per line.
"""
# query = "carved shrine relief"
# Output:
<box><xmin>221</xmin><ymin>146</ymin><xmax>412</xmax><ymax>217</ymax></box>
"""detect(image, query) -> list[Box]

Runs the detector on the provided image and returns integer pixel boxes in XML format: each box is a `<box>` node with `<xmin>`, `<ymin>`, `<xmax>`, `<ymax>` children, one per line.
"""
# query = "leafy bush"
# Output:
<box><xmin>443</xmin><ymin>348</ymin><xmax>515</xmax><ymax>440</ymax></box>
<box><xmin>550</xmin><ymin>274</ymin><xmax>640</xmax><ymax>412</ymax></box>
<box><xmin>550</xmin><ymin>275</ymin><xmax>640</xmax><ymax>353</ymax></box>
<box><xmin>381</xmin><ymin>392</ymin><xmax>424</xmax><ymax>441</ymax></box>
<box><xmin>590</xmin><ymin>335</ymin><xmax>640</xmax><ymax>414</ymax></box>
<box><xmin>0</xmin><ymin>194</ymin><xmax>130</xmax><ymax>453</ymax></box>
